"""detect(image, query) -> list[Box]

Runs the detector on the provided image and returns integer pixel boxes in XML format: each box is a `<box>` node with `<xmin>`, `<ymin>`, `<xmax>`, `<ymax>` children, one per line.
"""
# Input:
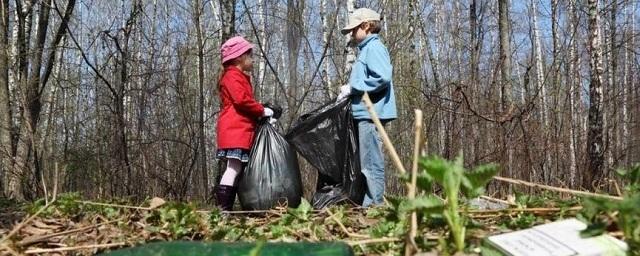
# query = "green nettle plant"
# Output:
<box><xmin>395</xmin><ymin>154</ymin><xmax>499</xmax><ymax>253</ymax></box>
<box><xmin>145</xmin><ymin>202</ymin><xmax>201</xmax><ymax>239</ymax></box>
<box><xmin>579</xmin><ymin>164</ymin><xmax>640</xmax><ymax>254</ymax></box>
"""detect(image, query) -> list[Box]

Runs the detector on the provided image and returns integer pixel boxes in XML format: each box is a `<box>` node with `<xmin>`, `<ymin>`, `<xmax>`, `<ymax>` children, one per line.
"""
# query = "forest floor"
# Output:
<box><xmin>0</xmin><ymin>192</ymin><xmax>596</xmax><ymax>256</ymax></box>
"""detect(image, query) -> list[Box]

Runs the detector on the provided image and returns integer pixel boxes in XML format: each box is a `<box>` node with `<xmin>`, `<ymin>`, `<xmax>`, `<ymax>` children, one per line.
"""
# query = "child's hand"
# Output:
<box><xmin>337</xmin><ymin>84</ymin><xmax>351</xmax><ymax>101</ymax></box>
<box><xmin>263</xmin><ymin>103</ymin><xmax>283</xmax><ymax>119</ymax></box>
<box><xmin>263</xmin><ymin>108</ymin><xmax>274</xmax><ymax>117</ymax></box>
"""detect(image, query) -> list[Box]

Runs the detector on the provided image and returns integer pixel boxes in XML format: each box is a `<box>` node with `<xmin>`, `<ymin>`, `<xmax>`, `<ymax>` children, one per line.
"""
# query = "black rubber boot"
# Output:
<box><xmin>214</xmin><ymin>185</ymin><xmax>236</xmax><ymax>211</ymax></box>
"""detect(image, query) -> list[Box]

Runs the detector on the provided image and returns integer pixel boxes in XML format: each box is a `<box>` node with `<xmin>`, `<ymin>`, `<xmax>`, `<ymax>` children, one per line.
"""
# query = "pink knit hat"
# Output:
<box><xmin>221</xmin><ymin>36</ymin><xmax>254</xmax><ymax>64</ymax></box>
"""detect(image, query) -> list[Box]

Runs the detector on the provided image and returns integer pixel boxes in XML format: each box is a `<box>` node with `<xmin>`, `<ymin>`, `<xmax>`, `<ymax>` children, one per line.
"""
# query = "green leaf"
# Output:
<box><xmin>289</xmin><ymin>198</ymin><xmax>311</xmax><ymax>221</ymax></box>
<box><xmin>419</xmin><ymin>155</ymin><xmax>451</xmax><ymax>184</ymax></box>
<box><xmin>580</xmin><ymin>222</ymin><xmax>607</xmax><ymax>238</ymax></box>
<box><xmin>462</xmin><ymin>163</ymin><xmax>499</xmax><ymax>198</ymax></box>
<box><xmin>398</xmin><ymin>195</ymin><xmax>445</xmax><ymax>216</ymax></box>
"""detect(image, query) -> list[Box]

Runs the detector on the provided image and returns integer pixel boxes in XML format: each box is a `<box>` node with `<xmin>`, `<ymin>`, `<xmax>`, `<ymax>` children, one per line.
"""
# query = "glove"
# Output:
<box><xmin>263</xmin><ymin>107</ymin><xmax>274</xmax><ymax>117</ymax></box>
<box><xmin>337</xmin><ymin>84</ymin><xmax>351</xmax><ymax>101</ymax></box>
<box><xmin>263</xmin><ymin>103</ymin><xmax>282</xmax><ymax>119</ymax></box>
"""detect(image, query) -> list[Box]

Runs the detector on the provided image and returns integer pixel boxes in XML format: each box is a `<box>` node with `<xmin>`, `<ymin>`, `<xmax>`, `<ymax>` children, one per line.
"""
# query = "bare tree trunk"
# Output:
<box><xmin>498</xmin><ymin>0</ymin><xmax>513</xmax><ymax>185</ymax></box>
<box><xmin>585</xmin><ymin>0</ymin><xmax>605</xmax><ymax>190</ymax></box>
<box><xmin>469</xmin><ymin>0</ymin><xmax>480</xmax><ymax>163</ymax></box>
<box><xmin>0</xmin><ymin>0</ymin><xmax>11</xmax><ymax>195</ymax></box>
<box><xmin>567</xmin><ymin>0</ymin><xmax>579</xmax><ymax>188</ymax></box>
<box><xmin>498</xmin><ymin>0</ymin><xmax>512</xmax><ymax>110</ymax></box>
<box><xmin>219</xmin><ymin>0</ymin><xmax>235</xmax><ymax>43</ymax></box>
<box><xmin>343</xmin><ymin>0</ymin><xmax>355</xmax><ymax>81</ymax></box>
<box><xmin>605</xmin><ymin>0</ymin><xmax>617</xmax><ymax>173</ymax></box>
<box><xmin>320</xmin><ymin>0</ymin><xmax>332</xmax><ymax>98</ymax></box>
<box><xmin>256</xmin><ymin>0</ymin><xmax>267</xmax><ymax>97</ymax></box>
<box><xmin>621</xmin><ymin>0</ymin><xmax>632</xmax><ymax>167</ymax></box>
<box><xmin>531</xmin><ymin>0</ymin><xmax>548</xmax><ymax>183</ymax></box>
<box><xmin>286</xmin><ymin>0</ymin><xmax>302</xmax><ymax>112</ymax></box>
<box><xmin>193</xmin><ymin>0</ymin><xmax>207</xmax><ymax>199</ymax></box>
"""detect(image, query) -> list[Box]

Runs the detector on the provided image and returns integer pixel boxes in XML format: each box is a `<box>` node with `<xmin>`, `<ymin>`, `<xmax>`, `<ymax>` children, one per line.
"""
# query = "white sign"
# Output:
<box><xmin>487</xmin><ymin>218</ymin><xmax>627</xmax><ymax>256</ymax></box>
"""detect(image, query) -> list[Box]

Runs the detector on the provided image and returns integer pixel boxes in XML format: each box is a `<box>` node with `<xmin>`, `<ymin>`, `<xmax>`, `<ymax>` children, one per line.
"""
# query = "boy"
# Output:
<box><xmin>338</xmin><ymin>8</ymin><xmax>397</xmax><ymax>207</ymax></box>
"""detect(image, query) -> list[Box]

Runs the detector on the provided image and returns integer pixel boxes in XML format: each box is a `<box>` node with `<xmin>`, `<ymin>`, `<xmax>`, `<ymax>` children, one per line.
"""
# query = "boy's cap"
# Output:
<box><xmin>221</xmin><ymin>36</ymin><xmax>254</xmax><ymax>64</ymax></box>
<box><xmin>341</xmin><ymin>8</ymin><xmax>381</xmax><ymax>35</ymax></box>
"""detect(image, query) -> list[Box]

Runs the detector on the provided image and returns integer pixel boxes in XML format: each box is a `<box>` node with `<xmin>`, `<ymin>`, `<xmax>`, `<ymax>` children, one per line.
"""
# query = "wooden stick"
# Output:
<box><xmin>17</xmin><ymin>219</ymin><xmax>121</xmax><ymax>246</ymax></box>
<box><xmin>466</xmin><ymin>206</ymin><xmax>583</xmax><ymax>214</ymax></box>
<box><xmin>347</xmin><ymin>237</ymin><xmax>402</xmax><ymax>246</ymax></box>
<box><xmin>326</xmin><ymin>209</ymin><xmax>369</xmax><ymax>239</ymax></box>
<box><xmin>479</xmin><ymin>195</ymin><xmax>517</xmax><ymax>206</ymax></box>
<box><xmin>405</xmin><ymin>109</ymin><xmax>423</xmax><ymax>256</ymax></box>
<box><xmin>492</xmin><ymin>176</ymin><xmax>623</xmax><ymax>201</ymax></box>
<box><xmin>0</xmin><ymin>199</ymin><xmax>56</xmax><ymax>245</ymax></box>
<box><xmin>362</xmin><ymin>93</ymin><xmax>407</xmax><ymax>174</ymax></box>
<box><xmin>1</xmin><ymin>243</ymin><xmax>20</xmax><ymax>256</ymax></box>
<box><xmin>24</xmin><ymin>242</ymin><xmax>126</xmax><ymax>254</ymax></box>
<box><xmin>76</xmin><ymin>200</ymin><xmax>152</xmax><ymax>210</ymax></box>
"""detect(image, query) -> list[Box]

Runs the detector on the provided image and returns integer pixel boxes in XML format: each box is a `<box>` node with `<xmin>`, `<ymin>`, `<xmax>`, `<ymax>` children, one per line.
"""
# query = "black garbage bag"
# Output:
<box><xmin>238</xmin><ymin>123</ymin><xmax>303</xmax><ymax>210</ymax></box>
<box><xmin>285</xmin><ymin>98</ymin><xmax>365</xmax><ymax>208</ymax></box>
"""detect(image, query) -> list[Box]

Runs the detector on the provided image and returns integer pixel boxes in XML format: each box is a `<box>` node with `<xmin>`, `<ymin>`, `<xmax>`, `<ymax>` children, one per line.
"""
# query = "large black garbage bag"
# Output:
<box><xmin>285</xmin><ymin>98</ymin><xmax>365</xmax><ymax>208</ymax></box>
<box><xmin>238</xmin><ymin>123</ymin><xmax>303</xmax><ymax>210</ymax></box>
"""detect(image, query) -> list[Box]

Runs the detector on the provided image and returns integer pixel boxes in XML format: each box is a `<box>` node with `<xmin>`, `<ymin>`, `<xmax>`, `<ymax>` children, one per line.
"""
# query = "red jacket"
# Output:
<box><xmin>216</xmin><ymin>66</ymin><xmax>265</xmax><ymax>150</ymax></box>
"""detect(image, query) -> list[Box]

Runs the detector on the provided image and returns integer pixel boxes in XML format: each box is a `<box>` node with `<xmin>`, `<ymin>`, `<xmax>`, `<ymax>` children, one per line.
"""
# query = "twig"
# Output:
<box><xmin>1</xmin><ymin>243</ymin><xmax>20</xmax><ymax>256</ymax></box>
<box><xmin>0</xmin><ymin>199</ymin><xmax>56</xmax><ymax>245</ymax></box>
<box><xmin>466</xmin><ymin>206</ymin><xmax>583</xmax><ymax>214</ymax></box>
<box><xmin>405</xmin><ymin>109</ymin><xmax>423</xmax><ymax>256</ymax></box>
<box><xmin>17</xmin><ymin>219</ymin><xmax>121</xmax><ymax>246</ymax></box>
<box><xmin>52</xmin><ymin>163</ymin><xmax>59</xmax><ymax>201</ymax></box>
<box><xmin>492</xmin><ymin>176</ymin><xmax>623</xmax><ymax>201</ymax></box>
<box><xmin>347</xmin><ymin>237</ymin><xmax>402</xmax><ymax>246</ymax></box>
<box><xmin>326</xmin><ymin>209</ymin><xmax>369</xmax><ymax>239</ymax></box>
<box><xmin>362</xmin><ymin>93</ymin><xmax>407</xmax><ymax>174</ymax></box>
<box><xmin>75</xmin><ymin>200</ymin><xmax>152</xmax><ymax>210</ymax></box>
<box><xmin>24</xmin><ymin>242</ymin><xmax>126</xmax><ymax>254</ymax></box>
<box><xmin>479</xmin><ymin>195</ymin><xmax>517</xmax><ymax>207</ymax></box>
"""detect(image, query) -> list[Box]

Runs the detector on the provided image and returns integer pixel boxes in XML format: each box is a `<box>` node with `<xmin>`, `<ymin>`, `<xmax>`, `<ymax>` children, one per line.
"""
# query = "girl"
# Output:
<box><xmin>215</xmin><ymin>36</ymin><xmax>280</xmax><ymax>210</ymax></box>
<box><xmin>338</xmin><ymin>8</ymin><xmax>397</xmax><ymax>207</ymax></box>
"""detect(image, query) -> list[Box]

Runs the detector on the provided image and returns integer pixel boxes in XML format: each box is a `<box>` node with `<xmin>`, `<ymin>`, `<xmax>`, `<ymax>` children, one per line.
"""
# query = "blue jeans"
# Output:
<box><xmin>358</xmin><ymin>120</ymin><xmax>385</xmax><ymax>207</ymax></box>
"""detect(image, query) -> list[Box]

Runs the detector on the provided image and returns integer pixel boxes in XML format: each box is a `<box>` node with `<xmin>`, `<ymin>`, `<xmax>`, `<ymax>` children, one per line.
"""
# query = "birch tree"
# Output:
<box><xmin>530</xmin><ymin>0</ymin><xmax>549</xmax><ymax>182</ymax></box>
<box><xmin>585</xmin><ymin>0</ymin><xmax>605</xmax><ymax>189</ymax></box>
<box><xmin>7</xmin><ymin>0</ymin><xmax>76</xmax><ymax>200</ymax></box>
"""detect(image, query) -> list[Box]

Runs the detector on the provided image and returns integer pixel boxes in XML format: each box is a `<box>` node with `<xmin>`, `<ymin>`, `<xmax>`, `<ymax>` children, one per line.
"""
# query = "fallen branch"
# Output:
<box><xmin>467</xmin><ymin>206</ymin><xmax>583</xmax><ymax>215</ymax></box>
<box><xmin>479</xmin><ymin>195</ymin><xmax>517</xmax><ymax>207</ymax></box>
<box><xmin>493</xmin><ymin>176</ymin><xmax>623</xmax><ymax>201</ymax></box>
<box><xmin>347</xmin><ymin>237</ymin><xmax>402</xmax><ymax>246</ymax></box>
<box><xmin>24</xmin><ymin>242</ymin><xmax>126</xmax><ymax>254</ymax></box>
<box><xmin>326</xmin><ymin>209</ymin><xmax>369</xmax><ymax>239</ymax></box>
<box><xmin>75</xmin><ymin>201</ymin><xmax>151</xmax><ymax>210</ymax></box>
<box><xmin>17</xmin><ymin>219</ymin><xmax>121</xmax><ymax>246</ymax></box>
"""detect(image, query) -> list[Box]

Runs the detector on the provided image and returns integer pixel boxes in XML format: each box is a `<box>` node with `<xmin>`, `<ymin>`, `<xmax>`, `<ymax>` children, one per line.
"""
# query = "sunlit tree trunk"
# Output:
<box><xmin>531</xmin><ymin>0</ymin><xmax>549</xmax><ymax>183</ymax></box>
<box><xmin>585</xmin><ymin>0</ymin><xmax>605</xmax><ymax>190</ymax></box>
<box><xmin>219</xmin><ymin>0</ymin><xmax>235</xmax><ymax>42</ymax></box>
<box><xmin>343</xmin><ymin>0</ymin><xmax>355</xmax><ymax>80</ymax></box>
<box><xmin>567</xmin><ymin>0</ymin><xmax>579</xmax><ymax>188</ymax></box>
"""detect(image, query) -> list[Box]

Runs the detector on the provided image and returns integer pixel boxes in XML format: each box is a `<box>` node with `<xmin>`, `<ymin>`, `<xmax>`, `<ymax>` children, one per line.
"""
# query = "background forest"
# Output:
<box><xmin>0</xmin><ymin>0</ymin><xmax>638</xmax><ymax>203</ymax></box>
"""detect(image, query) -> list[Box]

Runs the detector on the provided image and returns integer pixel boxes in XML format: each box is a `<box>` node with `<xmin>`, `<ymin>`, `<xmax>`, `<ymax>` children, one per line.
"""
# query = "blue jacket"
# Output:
<box><xmin>349</xmin><ymin>34</ymin><xmax>397</xmax><ymax>121</ymax></box>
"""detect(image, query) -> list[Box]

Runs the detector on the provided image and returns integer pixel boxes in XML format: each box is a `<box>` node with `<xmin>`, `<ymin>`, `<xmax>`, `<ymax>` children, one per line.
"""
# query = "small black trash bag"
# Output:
<box><xmin>238</xmin><ymin>123</ymin><xmax>303</xmax><ymax>210</ymax></box>
<box><xmin>285</xmin><ymin>98</ymin><xmax>365</xmax><ymax>209</ymax></box>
